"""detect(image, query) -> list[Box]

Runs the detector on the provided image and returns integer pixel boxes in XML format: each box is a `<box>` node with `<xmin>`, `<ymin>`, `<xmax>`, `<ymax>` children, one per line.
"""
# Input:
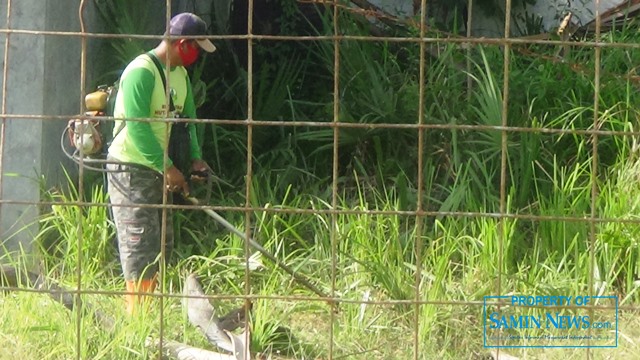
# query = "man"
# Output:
<box><xmin>106</xmin><ymin>12</ymin><xmax>215</xmax><ymax>314</ymax></box>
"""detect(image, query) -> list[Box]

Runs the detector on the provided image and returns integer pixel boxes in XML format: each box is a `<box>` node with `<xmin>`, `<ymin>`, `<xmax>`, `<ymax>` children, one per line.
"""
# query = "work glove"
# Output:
<box><xmin>165</xmin><ymin>165</ymin><xmax>190</xmax><ymax>195</ymax></box>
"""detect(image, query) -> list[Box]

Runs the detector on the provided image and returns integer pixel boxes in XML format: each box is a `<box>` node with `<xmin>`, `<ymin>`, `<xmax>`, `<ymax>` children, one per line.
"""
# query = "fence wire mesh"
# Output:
<box><xmin>0</xmin><ymin>0</ymin><xmax>638</xmax><ymax>359</ymax></box>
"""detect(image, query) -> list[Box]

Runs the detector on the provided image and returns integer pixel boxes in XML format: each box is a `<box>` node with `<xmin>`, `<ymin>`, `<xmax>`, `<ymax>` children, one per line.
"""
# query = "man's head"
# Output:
<box><xmin>167</xmin><ymin>13</ymin><xmax>215</xmax><ymax>66</ymax></box>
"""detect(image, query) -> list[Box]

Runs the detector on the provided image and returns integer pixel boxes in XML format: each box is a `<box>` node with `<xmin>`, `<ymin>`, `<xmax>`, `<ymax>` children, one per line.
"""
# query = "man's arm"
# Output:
<box><xmin>122</xmin><ymin>67</ymin><xmax>173</xmax><ymax>171</ymax></box>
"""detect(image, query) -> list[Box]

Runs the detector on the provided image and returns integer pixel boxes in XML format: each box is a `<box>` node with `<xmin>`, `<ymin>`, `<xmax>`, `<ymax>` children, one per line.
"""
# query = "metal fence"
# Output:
<box><xmin>0</xmin><ymin>0</ymin><xmax>637</xmax><ymax>359</ymax></box>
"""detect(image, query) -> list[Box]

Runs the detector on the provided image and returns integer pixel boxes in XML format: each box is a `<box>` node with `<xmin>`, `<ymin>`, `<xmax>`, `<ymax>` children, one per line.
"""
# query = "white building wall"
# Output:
<box><xmin>370</xmin><ymin>0</ymin><xmax>414</xmax><ymax>17</ymax></box>
<box><xmin>366</xmin><ymin>0</ymin><xmax>626</xmax><ymax>37</ymax></box>
<box><xmin>530</xmin><ymin>0</ymin><xmax>622</xmax><ymax>31</ymax></box>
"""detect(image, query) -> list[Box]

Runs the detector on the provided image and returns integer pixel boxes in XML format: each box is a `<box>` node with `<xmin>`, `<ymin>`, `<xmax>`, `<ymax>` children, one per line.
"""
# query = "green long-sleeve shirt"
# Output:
<box><xmin>108</xmin><ymin>51</ymin><xmax>202</xmax><ymax>172</ymax></box>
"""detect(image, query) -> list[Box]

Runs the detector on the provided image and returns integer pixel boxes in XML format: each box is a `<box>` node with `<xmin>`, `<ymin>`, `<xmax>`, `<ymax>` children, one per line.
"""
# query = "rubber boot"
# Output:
<box><xmin>125</xmin><ymin>277</ymin><xmax>157</xmax><ymax>315</ymax></box>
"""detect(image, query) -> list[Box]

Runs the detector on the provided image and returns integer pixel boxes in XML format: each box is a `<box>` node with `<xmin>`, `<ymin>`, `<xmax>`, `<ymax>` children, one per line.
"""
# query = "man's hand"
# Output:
<box><xmin>165</xmin><ymin>165</ymin><xmax>190</xmax><ymax>195</ymax></box>
<box><xmin>190</xmin><ymin>159</ymin><xmax>212</xmax><ymax>182</ymax></box>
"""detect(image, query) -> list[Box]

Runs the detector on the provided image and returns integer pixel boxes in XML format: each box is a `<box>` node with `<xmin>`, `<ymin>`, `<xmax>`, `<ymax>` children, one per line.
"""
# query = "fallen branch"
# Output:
<box><xmin>0</xmin><ymin>264</ymin><xmax>40</xmax><ymax>288</ymax></box>
<box><xmin>1</xmin><ymin>264</ymin><xmax>117</xmax><ymax>330</ymax></box>
<box><xmin>147</xmin><ymin>338</ymin><xmax>249</xmax><ymax>360</ymax></box>
<box><xmin>183</xmin><ymin>273</ymin><xmax>251</xmax><ymax>359</ymax></box>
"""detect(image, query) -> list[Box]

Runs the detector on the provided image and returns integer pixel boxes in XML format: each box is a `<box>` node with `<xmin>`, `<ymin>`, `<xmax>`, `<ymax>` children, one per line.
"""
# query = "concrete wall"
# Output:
<box><xmin>0</xmin><ymin>0</ymin><xmax>46</xmax><ymax>261</ymax></box>
<box><xmin>0</xmin><ymin>0</ymin><xmax>101</xmax><ymax>262</ymax></box>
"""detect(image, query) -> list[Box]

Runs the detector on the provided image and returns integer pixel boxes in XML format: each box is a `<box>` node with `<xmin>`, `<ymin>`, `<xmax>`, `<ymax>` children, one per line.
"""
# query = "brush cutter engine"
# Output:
<box><xmin>62</xmin><ymin>85</ymin><xmax>128</xmax><ymax>172</ymax></box>
<box><xmin>67</xmin><ymin>114</ymin><xmax>103</xmax><ymax>156</ymax></box>
<box><xmin>65</xmin><ymin>86</ymin><xmax>114</xmax><ymax>157</ymax></box>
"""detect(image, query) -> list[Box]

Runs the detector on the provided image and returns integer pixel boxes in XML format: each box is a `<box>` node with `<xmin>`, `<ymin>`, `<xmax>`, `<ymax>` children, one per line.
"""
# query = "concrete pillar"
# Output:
<box><xmin>0</xmin><ymin>0</ymin><xmax>98</xmax><ymax>262</ymax></box>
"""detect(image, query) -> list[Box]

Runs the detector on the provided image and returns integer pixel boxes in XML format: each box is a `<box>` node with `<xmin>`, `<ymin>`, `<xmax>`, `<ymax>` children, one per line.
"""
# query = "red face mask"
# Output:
<box><xmin>177</xmin><ymin>40</ymin><xmax>200</xmax><ymax>67</ymax></box>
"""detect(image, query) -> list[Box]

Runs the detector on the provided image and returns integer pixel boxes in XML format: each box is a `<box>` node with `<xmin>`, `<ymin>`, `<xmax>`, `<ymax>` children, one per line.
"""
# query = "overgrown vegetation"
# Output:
<box><xmin>2</xmin><ymin>1</ymin><xmax>640</xmax><ymax>359</ymax></box>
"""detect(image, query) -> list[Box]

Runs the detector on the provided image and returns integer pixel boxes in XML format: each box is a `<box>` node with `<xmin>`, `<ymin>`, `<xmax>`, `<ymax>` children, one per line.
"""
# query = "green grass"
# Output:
<box><xmin>2</xmin><ymin>154</ymin><xmax>640</xmax><ymax>359</ymax></box>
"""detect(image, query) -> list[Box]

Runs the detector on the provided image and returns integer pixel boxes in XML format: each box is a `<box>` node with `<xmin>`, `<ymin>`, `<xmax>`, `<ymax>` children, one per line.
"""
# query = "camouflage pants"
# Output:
<box><xmin>106</xmin><ymin>161</ymin><xmax>173</xmax><ymax>281</ymax></box>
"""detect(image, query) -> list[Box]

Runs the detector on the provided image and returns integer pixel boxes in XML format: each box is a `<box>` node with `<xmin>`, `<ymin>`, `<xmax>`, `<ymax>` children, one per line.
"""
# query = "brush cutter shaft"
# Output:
<box><xmin>187</xmin><ymin>197</ymin><xmax>331</xmax><ymax>301</ymax></box>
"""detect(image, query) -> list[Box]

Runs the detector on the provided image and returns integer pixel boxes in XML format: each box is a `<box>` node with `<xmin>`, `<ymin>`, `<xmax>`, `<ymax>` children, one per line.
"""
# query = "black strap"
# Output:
<box><xmin>147</xmin><ymin>52</ymin><xmax>175</xmax><ymax>112</ymax></box>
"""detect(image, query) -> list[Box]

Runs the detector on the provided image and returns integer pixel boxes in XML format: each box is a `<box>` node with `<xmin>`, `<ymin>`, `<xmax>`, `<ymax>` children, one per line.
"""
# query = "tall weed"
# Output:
<box><xmin>37</xmin><ymin>173</ymin><xmax>116</xmax><ymax>279</ymax></box>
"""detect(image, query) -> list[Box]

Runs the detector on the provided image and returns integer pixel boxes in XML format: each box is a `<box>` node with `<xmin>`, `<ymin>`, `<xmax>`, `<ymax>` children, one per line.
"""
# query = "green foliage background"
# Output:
<box><xmin>95</xmin><ymin>0</ymin><xmax>640</xmax><ymax>331</ymax></box>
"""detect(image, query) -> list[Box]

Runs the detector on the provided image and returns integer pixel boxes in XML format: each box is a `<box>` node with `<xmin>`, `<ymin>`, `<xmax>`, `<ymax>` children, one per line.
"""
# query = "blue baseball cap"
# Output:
<box><xmin>169</xmin><ymin>13</ymin><xmax>216</xmax><ymax>52</ymax></box>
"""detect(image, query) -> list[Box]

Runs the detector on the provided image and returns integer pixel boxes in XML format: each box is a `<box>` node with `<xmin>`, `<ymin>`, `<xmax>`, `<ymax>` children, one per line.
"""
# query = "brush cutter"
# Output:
<box><xmin>184</xmin><ymin>172</ymin><xmax>332</xmax><ymax>303</ymax></box>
